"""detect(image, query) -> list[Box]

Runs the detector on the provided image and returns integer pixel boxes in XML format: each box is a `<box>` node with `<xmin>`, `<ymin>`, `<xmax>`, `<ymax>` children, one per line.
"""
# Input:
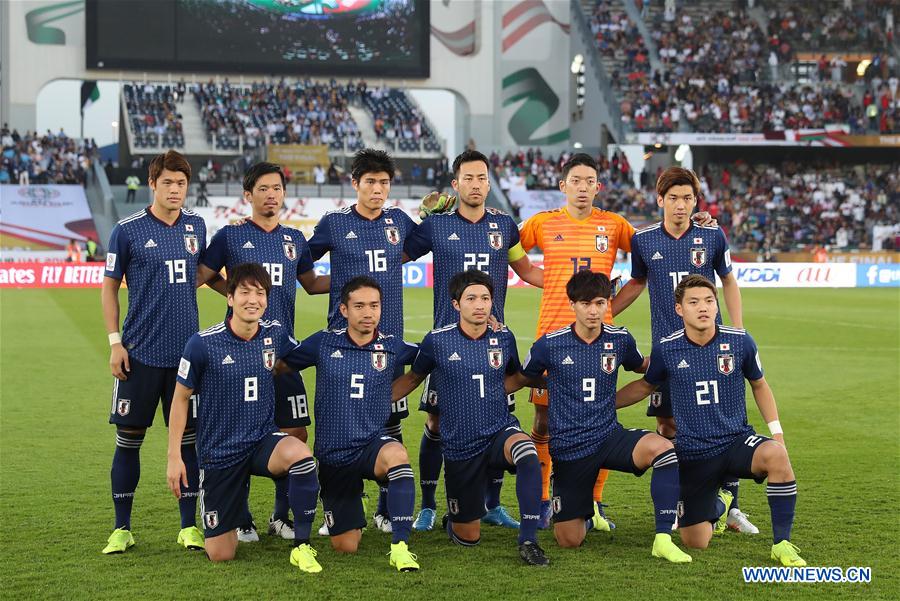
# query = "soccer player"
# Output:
<box><xmin>101</xmin><ymin>150</ymin><xmax>207</xmax><ymax>554</ymax></box>
<box><xmin>279</xmin><ymin>277</ymin><xmax>421</xmax><ymax>571</ymax></box>
<box><xmin>507</xmin><ymin>271</ymin><xmax>690</xmax><ymax>562</ymax></box>
<box><xmin>307</xmin><ymin>149</ymin><xmax>416</xmax><ymax>533</ymax></box>
<box><xmin>167</xmin><ymin>264</ymin><xmax>322</xmax><ymax>572</ymax></box>
<box><xmin>393</xmin><ymin>270</ymin><xmax>549</xmax><ymax>567</ymax></box>
<box><xmin>612</xmin><ymin>166</ymin><xmax>757</xmax><ymax>534</ymax></box>
<box><xmin>517</xmin><ymin>153</ymin><xmax>635</xmax><ymax>530</ymax></box>
<box><xmin>616</xmin><ymin>275</ymin><xmax>805</xmax><ymax>567</ymax></box>
<box><xmin>403</xmin><ymin>149</ymin><xmax>543</xmax><ymax>531</ymax></box>
<box><xmin>196</xmin><ymin>162</ymin><xmax>328</xmax><ymax>542</ymax></box>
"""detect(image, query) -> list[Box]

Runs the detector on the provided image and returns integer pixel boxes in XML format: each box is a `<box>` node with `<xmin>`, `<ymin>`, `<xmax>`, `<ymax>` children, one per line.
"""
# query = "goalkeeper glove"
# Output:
<box><xmin>418</xmin><ymin>191</ymin><xmax>457</xmax><ymax>219</ymax></box>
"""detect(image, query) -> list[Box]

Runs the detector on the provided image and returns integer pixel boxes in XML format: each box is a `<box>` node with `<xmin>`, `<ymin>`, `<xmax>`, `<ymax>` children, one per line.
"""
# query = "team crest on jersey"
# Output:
<box><xmin>184</xmin><ymin>234</ymin><xmax>199</xmax><ymax>255</ymax></box>
<box><xmin>488</xmin><ymin>231</ymin><xmax>503</xmax><ymax>250</ymax></box>
<box><xmin>596</xmin><ymin>234</ymin><xmax>609</xmax><ymax>253</ymax></box>
<box><xmin>649</xmin><ymin>392</ymin><xmax>662</xmax><ymax>408</ymax></box>
<box><xmin>717</xmin><ymin>354</ymin><xmax>735</xmax><ymax>375</ymax></box>
<box><xmin>283</xmin><ymin>241</ymin><xmax>297</xmax><ymax>261</ymax></box>
<box><xmin>324</xmin><ymin>511</ymin><xmax>335</xmax><ymax>528</ymax></box>
<box><xmin>203</xmin><ymin>511</ymin><xmax>219</xmax><ymax>530</ymax></box>
<box><xmin>448</xmin><ymin>498</ymin><xmax>459</xmax><ymax>515</ymax></box>
<box><xmin>488</xmin><ymin>348</ymin><xmax>503</xmax><ymax>369</ymax></box>
<box><xmin>601</xmin><ymin>353</ymin><xmax>617</xmax><ymax>374</ymax></box>
<box><xmin>263</xmin><ymin>348</ymin><xmax>276</xmax><ymax>371</ymax></box>
<box><xmin>427</xmin><ymin>389</ymin><xmax>438</xmax><ymax>406</ymax></box>
<box><xmin>116</xmin><ymin>399</ymin><xmax>131</xmax><ymax>416</ymax></box>
<box><xmin>551</xmin><ymin>496</ymin><xmax>562</xmax><ymax>515</ymax></box>
<box><xmin>384</xmin><ymin>226</ymin><xmax>400</xmax><ymax>245</ymax></box>
<box><xmin>372</xmin><ymin>351</ymin><xmax>387</xmax><ymax>371</ymax></box>
<box><xmin>690</xmin><ymin>247</ymin><xmax>706</xmax><ymax>267</ymax></box>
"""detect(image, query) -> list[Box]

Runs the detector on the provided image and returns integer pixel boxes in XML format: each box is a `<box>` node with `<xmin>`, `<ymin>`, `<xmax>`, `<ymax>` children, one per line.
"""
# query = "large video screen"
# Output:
<box><xmin>86</xmin><ymin>0</ymin><xmax>430</xmax><ymax>77</ymax></box>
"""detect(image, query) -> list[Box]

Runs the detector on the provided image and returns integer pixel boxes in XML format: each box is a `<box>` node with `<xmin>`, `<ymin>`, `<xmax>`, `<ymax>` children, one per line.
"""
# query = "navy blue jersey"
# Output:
<box><xmin>177</xmin><ymin>319</ymin><xmax>295</xmax><ymax>470</ymax></box>
<box><xmin>307</xmin><ymin>205</ymin><xmax>416</xmax><ymax>336</ymax></box>
<box><xmin>522</xmin><ymin>324</ymin><xmax>644</xmax><ymax>461</ymax></box>
<box><xmin>630</xmin><ymin>223</ymin><xmax>732</xmax><ymax>343</ymax></box>
<box><xmin>105</xmin><ymin>208</ymin><xmax>207</xmax><ymax>367</ymax></box>
<box><xmin>282</xmin><ymin>329</ymin><xmax>418</xmax><ymax>466</ymax></box>
<box><xmin>202</xmin><ymin>220</ymin><xmax>314</xmax><ymax>333</ymax></box>
<box><xmin>644</xmin><ymin>326</ymin><xmax>763</xmax><ymax>461</ymax></box>
<box><xmin>412</xmin><ymin>324</ymin><xmax>521</xmax><ymax>461</ymax></box>
<box><xmin>404</xmin><ymin>208</ymin><xmax>520</xmax><ymax>327</ymax></box>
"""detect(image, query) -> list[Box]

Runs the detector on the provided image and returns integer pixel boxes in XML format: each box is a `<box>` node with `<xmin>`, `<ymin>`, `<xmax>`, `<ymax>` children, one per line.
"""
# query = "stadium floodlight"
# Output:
<box><xmin>674</xmin><ymin>144</ymin><xmax>689</xmax><ymax>162</ymax></box>
<box><xmin>570</xmin><ymin>54</ymin><xmax>584</xmax><ymax>74</ymax></box>
<box><xmin>856</xmin><ymin>59</ymin><xmax>871</xmax><ymax>77</ymax></box>
<box><xmin>573</xmin><ymin>142</ymin><xmax>583</xmax><ymax>149</ymax></box>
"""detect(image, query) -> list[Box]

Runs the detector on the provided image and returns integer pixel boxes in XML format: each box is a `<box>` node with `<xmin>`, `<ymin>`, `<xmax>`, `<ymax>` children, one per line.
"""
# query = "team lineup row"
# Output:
<box><xmin>99</xmin><ymin>148</ymin><xmax>805</xmax><ymax>572</ymax></box>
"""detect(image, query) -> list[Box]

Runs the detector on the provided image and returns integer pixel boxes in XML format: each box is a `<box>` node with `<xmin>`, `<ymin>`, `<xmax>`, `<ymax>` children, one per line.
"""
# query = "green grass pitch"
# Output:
<box><xmin>1</xmin><ymin>287</ymin><xmax>898</xmax><ymax>599</ymax></box>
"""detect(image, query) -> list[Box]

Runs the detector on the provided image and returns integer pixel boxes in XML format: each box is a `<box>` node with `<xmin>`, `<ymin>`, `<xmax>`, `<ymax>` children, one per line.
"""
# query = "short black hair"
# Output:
<box><xmin>560</xmin><ymin>153</ymin><xmax>598</xmax><ymax>180</ymax></box>
<box><xmin>566</xmin><ymin>270</ymin><xmax>611</xmax><ymax>302</ymax></box>
<box><xmin>226</xmin><ymin>263</ymin><xmax>272</xmax><ymax>297</ymax></box>
<box><xmin>675</xmin><ymin>274</ymin><xmax>717</xmax><ymax>304</ymax></box>
<box><xmin>340</xmin><ymin>275</ymin><xmax>383</xmax><ymax>305</ymax></box>
<box><xmin>452</xmin><ymin>149</ymin><xmax>490</xmax><ymax>178</ymax></box>
<box><xmin>351</xmin><ymin>148</ymin><xmax>395</xmax><ymax>182</ymax></box>
<box><xmin>243</xmin><ymin>162</ymin><xmax>286</xmax><ymax>192</ymax></box>
<box><xmin>449</xmin><ymin>269</ymin><xmax>494</xmax><ymax>303</ymax></box>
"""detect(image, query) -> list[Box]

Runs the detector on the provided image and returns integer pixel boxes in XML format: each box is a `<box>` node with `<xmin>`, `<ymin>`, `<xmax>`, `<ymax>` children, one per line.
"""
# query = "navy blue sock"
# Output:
<box><xmin>111</xmin><ymin>430</ymin><xmax>143</xmax><ymax>530</ymax></box>
<box><xmin>767</xmin><ymin>480</ymin><xmax>797</xmax><ymax>544</ymax></box>
<box><xmin>386</xmin><ymin>464</ymin><xmax>415</xmax><ymax>544</ymax></box>
<box><xmin>419</xmin><ymin>426</ymin><xmax>442</xmax><ymax>511</ymax></box>
<box><xmin>178</xmin><ymin>431</ymin><xmax>200</xmax><ymax>528</ymax></box>
<box><xmin>485</xmin><ymin>469</ymin><xmax>504</xmax><ymax>510</ymax></box>
<box><xmin>722</xmin><ymin>477</ymin><xmax>740</xmax><ymax>511</ymax></box>
<box><xmin>511</xmin><ymin>439</ymin><xmax>541</xmax><ymax>545</ymax></box>
<box><xmin>288</xmin><ymin>457</ymin><xmax>319</xmax><ymax>544</ymax></box>
<box><xmin>377</xmin><ymin>427</ymin><xmax>403</xmax><ymax>517</ymax></box>
<box><xmin>649</xmin><ymin>449</ymin><xmax>680</xmax><ymax>534</ymax></box>
<box><xmin>446</xmin><ymin>518</ymin><xmax>480</xmax><ymax>546</ymax></box>
<box><xmin>273</xmin><ymin>477</ymin><xmax>290</xmax><ymax>522</ymax></box>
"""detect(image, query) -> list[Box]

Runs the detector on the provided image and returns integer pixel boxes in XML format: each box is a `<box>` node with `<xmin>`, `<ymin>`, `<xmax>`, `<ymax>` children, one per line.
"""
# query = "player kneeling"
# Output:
<box><xmin>279</xmin><ymin>277</ymin><xmax>420</xmax><ymax>572</ymax></box>
<box><xmin>394</xmin><ymin>270</ymin><xmax>549</xmax><ymax>567</ymax></box>
<box><xmin>617</xmin><ymin>275</ymin><xmax>805</xmax><ymax>567</ymax></box>
<box><xmin>508</xmin><ymin>271</ymin><xmax>690</xmax><ymax>562</ymax></box>
<box><xmin>167</xmin><ymin>264</ymin><xmax>321</xmax><ymax>572</ymax></box>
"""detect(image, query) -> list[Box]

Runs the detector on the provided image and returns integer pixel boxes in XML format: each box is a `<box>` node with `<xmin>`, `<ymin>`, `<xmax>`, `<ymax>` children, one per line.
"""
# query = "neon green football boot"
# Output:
<box><xmin>651</xmin><ymin>533</ymin><xmax>692</xmax><ymax>563</ymax></box>
<box><xmin>714</xmin><ymin>489</ymin><xmax>734</xmax><ymax>535</ymax></box>
<box><xmin>177</xmin><ymin>526</ymin><xmax>205</xmax><ymax>550</ymax></box>
<box><xmin>389</xmin><ymin>541</ymin><xmax>420</xmax><ymax>572</ymax></box>
<box><xmin>771</xmin><ymin>540</ymin><xmax>807</xmax><ymax>567</ymax></box>
<box><xmin>102</xmin><ymin>528</ymin><xmax>135</xmax><ymax>554</ymax></box>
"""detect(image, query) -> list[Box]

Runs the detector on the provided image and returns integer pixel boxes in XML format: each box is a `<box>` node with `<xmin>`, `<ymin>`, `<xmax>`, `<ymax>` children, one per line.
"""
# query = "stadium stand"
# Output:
<box><xmin>763</xmin><ymin>0</ymin><xmax>895</xmax><ymax>52</ymax></box>
<box><xmin>363</xmin><ymin>87</ymin><xmax>442</xmax><ymax>153</ymax></box>
<box><xmin>0</xmin><ymin>126</ymin><xmax>96</xmax><ymax>185</ymax></box>
<box><xmin>122</xmin><ymin>84</ymin><xmax>184</xmax><ymax>149</ymax></box>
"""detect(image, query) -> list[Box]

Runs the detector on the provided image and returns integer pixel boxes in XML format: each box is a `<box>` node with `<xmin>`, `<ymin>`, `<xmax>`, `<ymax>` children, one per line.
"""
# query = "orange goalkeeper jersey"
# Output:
<box><xmin>519</xmin><ymin>207</ymin><xmax>635</xmax><ymax>334</ymax></box>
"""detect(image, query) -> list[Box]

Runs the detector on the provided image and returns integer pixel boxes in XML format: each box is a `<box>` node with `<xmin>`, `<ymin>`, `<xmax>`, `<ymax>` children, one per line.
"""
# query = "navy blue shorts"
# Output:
<box><xmin>678</xmin><ymin>431</ymin><xmax>770</xmax><ymax>528</ymax></box>
<box><xmin>646</xmin><ymin>381</ymin><xmax>673</xmax><ymax>418</ymax></box>
<box><xmin>444</xmin><ymin>424</ymin><xmax>525</xmax><ymax>523</ymax></box>
<box><xmin>551</xmin><ymin>426</ymin><xmax>651</xmax><ymax>522</ymax></box>
<box><xmin>273</xmin><ymin>371</ymin><xmax>311</xmax><ymax>428</ymax></box>
<box><xmin>318</xmin><ymin>436</ymin><xmax>398</xmax><ymax>536</ymax></box>
<box><xmin>109</xmin><ymin>358</ymin><xmax>196</xmax><ymax>428</ymax></box>
<box><xmin>198</xmin><ymin>432</ymin><xmax>286</xmax><ymax>538</ymax></box>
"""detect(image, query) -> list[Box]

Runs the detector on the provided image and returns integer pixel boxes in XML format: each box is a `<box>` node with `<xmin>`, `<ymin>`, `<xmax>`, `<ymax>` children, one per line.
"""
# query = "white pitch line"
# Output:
<box><xmin>754</xmin><ymin>314</ymin><xmax>886</xmax><ymax>330</ymax></box>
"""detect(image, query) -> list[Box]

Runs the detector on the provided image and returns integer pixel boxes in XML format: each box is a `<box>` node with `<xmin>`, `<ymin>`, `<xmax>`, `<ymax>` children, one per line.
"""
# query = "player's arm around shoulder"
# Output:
<box><xmin>167</xmin><ymin>334</ymin><xmax>204</xmax><ymax>498</ymax></box>
<box><xmin>616</xmin><ymin>344</ymin><xmax>662</xmax><ymax>409</ymax></box>
<box><xmin>509</xmin><ymin>335</ymin><xmax>547</xmax><ymax>393</ymax></box>
<box><xmin>393</xmin><ymin>334</ymin><xmax>432</xmax><ymax>400</ymax></box>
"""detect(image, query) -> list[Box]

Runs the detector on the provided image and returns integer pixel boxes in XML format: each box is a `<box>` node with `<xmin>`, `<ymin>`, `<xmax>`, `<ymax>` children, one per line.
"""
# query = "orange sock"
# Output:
<box><xmin>593</xmin><ymin>468</ymin><xmax>609</xmax><ymax>502</ymax></box>
<box><xmin>531</xmin><ymin>430</ymin><xmax>552</xmax><ymax>501</ymax></box>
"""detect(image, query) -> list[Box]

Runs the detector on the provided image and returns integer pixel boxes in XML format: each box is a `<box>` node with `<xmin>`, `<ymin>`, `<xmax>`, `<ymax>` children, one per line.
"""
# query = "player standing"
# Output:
<box><xmin>167</xmin><ymin>264</ymin><xmax>322</xmax><ymax>572</ymax></box>
<box><xmin>280</xmin><ymin>277</ymin><xmax>421</xmax><ymax>571</ymax></box>
<box><xmin>101</xmin><ymin>150</ymin><xmax>207</xmax><ymax>554</ymax></box>
<box><xmin>612</xmin><ymin>166</ymin><xmax>757</xmax><ymax>534</ymax></box>
<box><xmin>616</xmin><ymin>275</ymin><xmax>805</xmax><ymax>566</ymax></box>
<box><xmin>403</xmin><ymin>149</ymin><xmax>543</xmax><ymax>531</ymax></box>
<box><xmin>393</xmin><ymin>270</ymin><xmax>549</xmax><ymax>567</ymax></box>
<box><xmin>196</xmin><ymin>162</ymin><xmax>328</xmax><ymax>541</ymax></box>
<box><xmin>508</xmin><ymin>271</ymin><xmax>690</xmax><ymax>562</ymax></box>
<box><xmin>517</xmin><ymin>153</ymin><xmax>635</xmax><ymax>530</ymax></box>
<box><xmin>307</xmin><ymin>149</ymin><xmax>416</xmax><ymax>533</ymax></box>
